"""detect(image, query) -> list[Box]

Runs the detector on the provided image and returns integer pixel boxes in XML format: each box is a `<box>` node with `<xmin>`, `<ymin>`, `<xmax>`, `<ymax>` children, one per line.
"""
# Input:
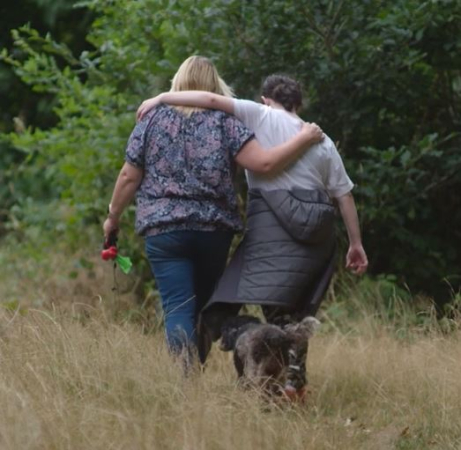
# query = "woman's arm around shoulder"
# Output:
<box><xmin>235</xmin><ymin>122</ymin><xmax>324</xmax><ymax>174</ymax></box>
<box><xmin>137</xmin><ymin>91</ymin><xmax>234</xmax><ymax>121</ymax></box>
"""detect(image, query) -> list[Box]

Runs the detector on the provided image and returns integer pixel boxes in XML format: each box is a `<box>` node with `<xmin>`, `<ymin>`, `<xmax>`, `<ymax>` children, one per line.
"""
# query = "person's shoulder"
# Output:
<box><xmin>204</xmin><ymin>108</ymin><xmax>231</xmax><ymax>118</ymax></box>
<box><xmin>193</xmin><ymin>108</ymin><xmax>233</xmax><ymax>126</ymax></box>
<box><xmin>188</xmin><ymin>109</ymin><xmax>248</xmax><ymax>133</ymax></box>
<box><xmin>234</xmin><ymin>98</ymin><xmax>268</xmax><ymax>119</ymax></box>
<box><xmin>148</xmin><ymin>104</ymin><xmax>213</xmax><ymax>125</ymax></box>
<box><xmin>141</xmin><ymin>103</ymin><xmax>171</xmax><ymax>123</ymax></box>
<box><xmin>321</xmin><ymin>134</ymin><xmax>335</xmax><ymax>148</ymax></box>
<box><xmin>254</xmin><ymin>108</ymin><xmax>300</xmax><ymax>132</ymax></box>
<box><xmin>234</xmin><ymin>98</ymin><xmax>266</xmax><ymax>111</ymax></box>
<box><xmin>209</xmin><ymin>108</ymin><xmax>245</xmax><ymax>125</ymax></box>
<box><xmin>315</xmin><ymin>134</ymin><xmax>338</xmax><ymax>154</ymax></box>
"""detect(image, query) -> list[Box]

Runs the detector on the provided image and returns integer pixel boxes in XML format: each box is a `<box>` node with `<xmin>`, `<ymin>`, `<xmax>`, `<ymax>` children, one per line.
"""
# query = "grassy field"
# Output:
<box><xmin>1</xmin><ymin>245</ymin><xmax>461</xmax><ymax>450</ymax></box>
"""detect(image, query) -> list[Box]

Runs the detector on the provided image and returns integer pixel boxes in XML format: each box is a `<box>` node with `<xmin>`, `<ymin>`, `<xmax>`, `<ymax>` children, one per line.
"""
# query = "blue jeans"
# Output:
<box><xmin>145</xmin><ymin>230</ymin><xmax>233</xmax><ymax>360</ymax></box>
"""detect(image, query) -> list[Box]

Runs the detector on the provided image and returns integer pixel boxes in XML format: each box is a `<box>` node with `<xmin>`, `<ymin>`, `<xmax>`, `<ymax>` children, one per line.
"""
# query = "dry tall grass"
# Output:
<box><xmin>1</xmin><ymin>305</ymin><xmax>461</xmax><ymax>450</ymax></box>
<box><xmin>1</xmin><ymin>247</ymin><xmax>461</xmax><ymax>449</ymax></box>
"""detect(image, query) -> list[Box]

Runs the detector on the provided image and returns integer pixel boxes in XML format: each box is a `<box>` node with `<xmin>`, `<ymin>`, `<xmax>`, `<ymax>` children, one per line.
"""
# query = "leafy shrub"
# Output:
<box><xmin>1</xmin><ymin>0</ymin><xmax>460</xmax><ymax>304</ymax></box>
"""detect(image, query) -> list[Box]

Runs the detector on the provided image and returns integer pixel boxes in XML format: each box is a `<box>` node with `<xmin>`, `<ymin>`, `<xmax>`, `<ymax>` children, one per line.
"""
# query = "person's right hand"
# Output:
<box><xmin>136</xmin><ymin>96</ymin><xmax>161</xmax><ymax>121</ymax></box>
<box><xmin>300</xmin><ymin>122</ymin><xmax>324</xmax><ymax>145</ymax></box>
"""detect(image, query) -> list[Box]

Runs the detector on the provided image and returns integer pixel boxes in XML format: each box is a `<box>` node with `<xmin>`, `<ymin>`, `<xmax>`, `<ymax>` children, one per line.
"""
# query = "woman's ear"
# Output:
<box><xmin>261</xmin><ymin>96</ymin><xmax>270</xmax><ymax>106</ymax></box>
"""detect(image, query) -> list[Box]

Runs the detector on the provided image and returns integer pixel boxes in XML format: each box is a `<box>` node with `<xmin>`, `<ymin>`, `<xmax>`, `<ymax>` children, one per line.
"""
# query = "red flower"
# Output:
<box><xmin>101</xmin><ymin>246</ymin><xmax>118</xmax><ymax>260</ymax></box>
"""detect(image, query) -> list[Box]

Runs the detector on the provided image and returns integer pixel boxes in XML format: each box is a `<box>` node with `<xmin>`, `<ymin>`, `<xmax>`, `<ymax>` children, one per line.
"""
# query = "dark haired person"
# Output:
<box><xmin>137</xmin><ymin>74</ymin><xmax>367</xmax><ymax>395</ymax></box>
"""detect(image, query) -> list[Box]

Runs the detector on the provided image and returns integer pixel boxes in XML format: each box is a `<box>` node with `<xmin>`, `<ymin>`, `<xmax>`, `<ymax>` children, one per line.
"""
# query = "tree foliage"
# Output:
<box><xmin>1</xmin><ymin>0</ymin><xmax>460</xmax><ymax>302</ymax></box>
<box><xmin>0</xmin><ymin>0</ymin><xmax>93</xmax><ymax>131</ymax></box>
<box><xmin>0</xmin><ymin>0</ymin><xmax>93</xmax><ymax>235</ymax></box>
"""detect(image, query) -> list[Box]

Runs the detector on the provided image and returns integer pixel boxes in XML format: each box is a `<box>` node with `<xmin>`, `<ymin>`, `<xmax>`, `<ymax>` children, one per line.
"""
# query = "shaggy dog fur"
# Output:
<box><xmin>220</xmin><ymin>315</ymin><xmax>320</xmax><ymax>395</ymax></box>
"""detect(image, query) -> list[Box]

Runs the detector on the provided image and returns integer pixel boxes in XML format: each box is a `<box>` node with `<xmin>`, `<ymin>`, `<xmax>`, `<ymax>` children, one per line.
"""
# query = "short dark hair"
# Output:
<box><xmin>261</xmin><ymin>75</ymin><xmax>302</xmax><ymax>112</ymax></box>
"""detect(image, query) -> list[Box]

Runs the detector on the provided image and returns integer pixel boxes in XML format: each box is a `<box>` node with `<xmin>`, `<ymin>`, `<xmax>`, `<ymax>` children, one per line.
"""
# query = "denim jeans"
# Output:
<box><xmin>145</xmin><ymin>230</ymin><xmax>233</xmax><ymax>361</ymax></box>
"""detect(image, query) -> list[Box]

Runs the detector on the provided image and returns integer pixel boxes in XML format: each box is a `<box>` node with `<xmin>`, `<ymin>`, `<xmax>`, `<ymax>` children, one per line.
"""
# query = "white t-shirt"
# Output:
<box><xmin>233</xmin><ymin>99</ymin><xmax>354</xmax><ymax>198</ymax></box>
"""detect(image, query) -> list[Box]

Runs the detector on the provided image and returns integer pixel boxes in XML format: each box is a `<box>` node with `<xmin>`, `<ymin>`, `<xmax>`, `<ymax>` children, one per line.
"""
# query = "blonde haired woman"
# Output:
<box><xmin>103</xmin><ymin>56</ymin><xmax>323</xmax><ymax>369</ymax></box>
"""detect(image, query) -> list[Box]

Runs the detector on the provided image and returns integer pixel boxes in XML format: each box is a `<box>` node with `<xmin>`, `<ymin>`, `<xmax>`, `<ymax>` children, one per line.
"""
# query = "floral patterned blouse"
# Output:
<box><xmin>125</xmin><ymin>104</ymin><xmax>255</xmax><ymax>236</ymax></box>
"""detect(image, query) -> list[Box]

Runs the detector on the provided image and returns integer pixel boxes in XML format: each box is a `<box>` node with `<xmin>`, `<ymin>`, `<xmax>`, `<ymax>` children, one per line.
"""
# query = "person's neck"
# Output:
<box><xmin>270</xmin><ymin>102</ymin><xmax>298</xmax><ymax>117</ymax></box>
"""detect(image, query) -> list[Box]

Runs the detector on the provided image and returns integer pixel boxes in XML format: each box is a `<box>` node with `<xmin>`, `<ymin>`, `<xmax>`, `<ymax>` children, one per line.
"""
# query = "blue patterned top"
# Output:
<box><xmin>125</xmin><ymin>104</ymin><xmax>255</xmax><ymax>236</ymax></box>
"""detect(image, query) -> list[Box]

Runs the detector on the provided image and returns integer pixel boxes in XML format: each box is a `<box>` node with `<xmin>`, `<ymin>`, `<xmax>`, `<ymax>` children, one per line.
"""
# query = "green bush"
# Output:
<box><xmin>1</xmin><ymin>0</ymin><xmax>460</xmax><ymax>304</ymax></box>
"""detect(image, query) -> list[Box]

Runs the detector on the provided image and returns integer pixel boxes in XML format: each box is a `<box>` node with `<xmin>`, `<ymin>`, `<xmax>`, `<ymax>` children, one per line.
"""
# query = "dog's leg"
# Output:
<box><xmin>279</xmin><ymin>339</ymin><xmax>308</xmax><ymax>402</ymax></box>
<box><xmin>284</xmin><ymin>317</ymin><xmax>320</xmax><ymax>394</ymax></box>
<box><xmin>286</xmin><ymin>340</ymin><xmax>308</xmax><ymax>390</ymax></box>
<box><xmin>233</xmin><ymin>352</ymin><xmax>245</xmax><ymax>378</ymax></box>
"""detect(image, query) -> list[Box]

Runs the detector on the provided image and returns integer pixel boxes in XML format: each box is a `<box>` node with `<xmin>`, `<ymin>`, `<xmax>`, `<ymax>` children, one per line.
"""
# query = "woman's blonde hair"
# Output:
<box><xmin>170</xmin><ymin>55</ymin><xmax>233</xmax><ymax>116</ymax></box>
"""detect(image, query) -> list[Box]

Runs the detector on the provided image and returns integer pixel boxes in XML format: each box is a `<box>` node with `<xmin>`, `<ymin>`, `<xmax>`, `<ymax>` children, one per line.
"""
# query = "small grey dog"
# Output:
<box><xmin>220</xmin><ymin>315</ymin><xmax>320</xmax><ymax>395</ymax></box>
